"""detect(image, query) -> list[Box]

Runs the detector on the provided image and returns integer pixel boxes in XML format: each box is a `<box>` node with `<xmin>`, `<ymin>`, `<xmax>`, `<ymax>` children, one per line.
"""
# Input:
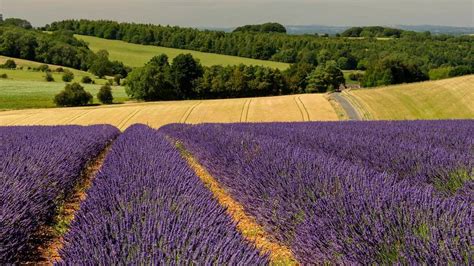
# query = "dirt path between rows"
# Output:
<box><xmin>22</xmin><ymin>143</ymin><xmax>113</xmax><ymax>265</ymax></box>
<box><xmin>173</xmin><ymin>140</ymin><xmax>298</xmax><ymax>265</ymax></box>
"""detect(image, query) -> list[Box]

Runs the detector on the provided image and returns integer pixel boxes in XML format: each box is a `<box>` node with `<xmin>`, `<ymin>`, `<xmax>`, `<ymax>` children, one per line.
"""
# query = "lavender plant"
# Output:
<box><xmin>58</xmin><ymin>125</ymin><xmax>268</xmax><ymax>265</ymax></box>
<box><xmin>0</xmin><ymin>125</ymin><xmax>119</xmax><ymax>263</ymax></box>
<box><xmin>162</xmin><ymin>121</ymin><xmax>472</xmax><ymax>264</ymax></box>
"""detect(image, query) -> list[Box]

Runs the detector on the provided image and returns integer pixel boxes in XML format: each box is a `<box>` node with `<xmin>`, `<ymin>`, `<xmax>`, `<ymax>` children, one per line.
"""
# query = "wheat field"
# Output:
<box><xmin>345</xmin><ymin>75</ymin><xmax>474</xmax><ymax>120</ymax></box>
<box><xmin>0</xmin><ymin>94</ymin><xmax>339</xmax><ymax>130</ymax></box>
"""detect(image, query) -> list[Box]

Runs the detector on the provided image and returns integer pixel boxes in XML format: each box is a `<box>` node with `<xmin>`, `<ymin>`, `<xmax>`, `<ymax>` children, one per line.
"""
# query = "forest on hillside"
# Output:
<box><xmin>46</xmin><ymin>20</ymin><xmax>473</xmax><ymax>72</ymax></box>
<box><xmin>1</xmin><ymin>18</ymin><xmax>473</xmax><ymax>104</ymax></box>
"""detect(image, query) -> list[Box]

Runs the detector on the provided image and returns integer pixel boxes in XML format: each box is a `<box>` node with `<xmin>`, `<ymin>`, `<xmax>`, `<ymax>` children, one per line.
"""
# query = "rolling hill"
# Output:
<box><xmin>76</xmin><ymin>35</ymin><xmax>290</xmax><ymax>69</ymax></box>
<box><xmin>0</xmin><ymin>79</ymin><xmax>128</xmax><ymax>110</ymax></box>
<box><xmin>344</xmin><ymin>75</ymin><xmax>474</xmax><ymax>120</ymax></box>
<box><xmin>0</xmin><ymin>94</ymin><xmax>338</xmax><ymax>130</ymax></box>
<box><xmin>0</xmin><ymin>56</ymin><xmax>106</xmax><ymax>85</ymax></box>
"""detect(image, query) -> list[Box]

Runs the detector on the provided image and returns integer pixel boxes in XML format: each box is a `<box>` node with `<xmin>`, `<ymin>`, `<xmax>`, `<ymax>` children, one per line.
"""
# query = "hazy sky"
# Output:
<box><xmin>2</xmin><ymin>0</ymin><xmax>473</xmax><ymax>27</ymax></box>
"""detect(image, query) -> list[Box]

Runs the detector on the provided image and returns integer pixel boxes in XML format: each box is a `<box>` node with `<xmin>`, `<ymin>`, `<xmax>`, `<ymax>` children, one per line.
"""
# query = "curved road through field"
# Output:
<box><xmin>331</xmin><ymin>93</ymin><xmax>361</xmax><ymax>121</ymax></box>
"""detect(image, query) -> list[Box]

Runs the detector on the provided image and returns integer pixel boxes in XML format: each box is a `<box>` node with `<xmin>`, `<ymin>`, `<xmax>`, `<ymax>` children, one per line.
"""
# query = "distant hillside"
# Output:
<box><xmin>233</xmin><ymin>23</ymin><xmax>287</xmax><ymax>33</ymax></box>
<box><xmin>202</xmin><ymin>25</ymin><xmax>473</xmax><ymax>36</ymax></box>
<box><xmin>75</xmin><ymin>35</ymin><xmax>289</xmax><ymax>69</ymax></box>
<box><xmin>345</xmin><ymin>75</ymin><xmax>474</xmax><ymax>120</ymax></box>
<box><xmin>394</xmin><ymin>25</ymin><xmax>474</xmax><ymax>35</ymax></box>
<box><xmin>341</xmin><ymin>26</ymin><xmax>406</xmax><ymax>38</ymax></box>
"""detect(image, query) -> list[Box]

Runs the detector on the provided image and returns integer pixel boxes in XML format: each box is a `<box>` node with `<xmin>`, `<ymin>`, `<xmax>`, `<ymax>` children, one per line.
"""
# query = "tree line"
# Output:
<box><xmin>126</xmin><ymin>54</ymin><xmax>345</xmax><ymax>101</ymax></box>
<box><xmin>233</xmin><ymin>23</ymin><xmax>287</xmax><ymax>33</ymax></box>
<box><xmin>0</xmin><ymin>24</ymin><xmax>130</xmax><ymax>77</ymax></box>
<box><xmin>46</xmin><ymin>19</ymin><xmax>473</xmax><ymax>73</ymax></box>
<box><xmin>341</xmin><ymin>26</ymin><xmax>405</xmax><ymax>38</ymax></box>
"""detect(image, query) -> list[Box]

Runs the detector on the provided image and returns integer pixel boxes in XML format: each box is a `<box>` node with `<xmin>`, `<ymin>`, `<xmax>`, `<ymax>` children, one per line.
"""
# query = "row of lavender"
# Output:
<box><xmin>58</xmin><ymin>125</ymin><xmax>268</xmax><ymax>264</ymax></box>
<box><xmin>162</xmin><ymin>120</ymin><xmax>473</xmax><ymax>264</ymax></box>
<box><xmin>220</xmin><ymin>120</ymin><xmax>473</xmax><ymax>198</ymax></box>
<box><xmin>0</xmin><ymin>125</ymin><xmax>119</xmax><ymax>262</ymax></box>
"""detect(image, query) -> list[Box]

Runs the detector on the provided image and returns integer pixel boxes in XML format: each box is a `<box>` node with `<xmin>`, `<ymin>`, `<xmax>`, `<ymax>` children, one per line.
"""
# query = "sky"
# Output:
<box><xmin>2</xmin><ymin>0</ymin><xmax>473</xmax><ymax>28</ymax></box>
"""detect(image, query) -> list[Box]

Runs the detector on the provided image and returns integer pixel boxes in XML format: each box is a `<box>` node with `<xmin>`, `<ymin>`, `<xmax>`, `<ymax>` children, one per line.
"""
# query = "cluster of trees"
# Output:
<box><xmin>361</xmin><ymin>56</ymin><xmax>428</xmax><ymax>87</ymax></box>
<box><xmin>126</xmin><ymin>54</ymin><xmax>345</xmax><ymax>101</ymax></box>
<box><xmin>341</xmin><ymin>26</ymin><xmax>405</xmax><ymax>38</ymax></box>
<box><xmin>0</xmin><ymin>18</ymin><xmax>33</xmax><ymax>29</ymax></box>
<box><xmin>0</xmin><ymin>59</ymin><xmax>16</xmax><ymax>69</ymax></box>
<box><xmin>46</xmin><ymin>20</ymin><xmax>473</xmax><ymax>74</ymax></box>
<box><xmin>0</xmin><ymin>22</ymin><xmax>130</xmax><ymax>77</ymax></box>
<box><xmin>233</xmin><ymin>23</ymin><xmax>287</xmax><ymax>33</ymax></box>
<box><xmin>54</xmin><ymin>83</ymin><xmax>113</xmax><ymax>107</ymax></box>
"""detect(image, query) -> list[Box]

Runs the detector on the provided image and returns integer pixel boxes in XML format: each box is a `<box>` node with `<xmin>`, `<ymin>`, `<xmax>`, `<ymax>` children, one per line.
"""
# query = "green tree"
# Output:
<box><xmin>113</xmin><ymin>74</ymin><xmax>122</xmax><ymax>86</ymax></box>
<box><xmin>2</xmin><ymin>59</ymin><xmax>16</xmax><ymax>69</ymax></box>
<box><xmin>284</xmin><ymin>63</ymin><xmax>316</xmax><ymax>93</ymax></box>
<box><xmin>97</xmin><ymin>85</ymin><xmax>114</xmax><ymax>104</ymax></box>
<box><xmin>126</xmin><ymin>54</ymin><xmax>177</xmax><ymax>101</ymax></box>
<box><xmin>54</xmin><ymin>83</ymin><xmax>93</xmax><ymax>107</ymax></box>
<box><xmin>89</xmin><ymin>50</ymin><xmax>112</xmax><ymax>78</ymax></box>
<box><xmin>1</xmin><ymin>18</ymin><xmax>33</xmax><ymax>29</ymax></box>
<box><xmin>62</xmin><ymin>70</ymin><xmax>74</xmax><ymax>82</ymax></box>
<box><xmin>45</xmin><ymin>72</ymin><xmax>54</xmax><ymax>82</ymax></box>
<box><xmin>38</xmin><ymin>64</ymin><xmax>50</xmax><ymax>72</ymax></box>
<box><xmin>362</xmin><ymin>57</ymin><xmax>428</xmax><ymax>87</ymax></box>
<box><xmin>307</xmin><ymin>61</ymin><xmax>345</xmax><ymax>93</ymax></box>
<box><xmin>170</xmin><ymin>54</ymin><xmax>203</xmax><ymax>99</ymax></box>
<box><xmin>81</xmin><ymin>76</ymin><xmax>93</xmax><ymax>84</ymax></box>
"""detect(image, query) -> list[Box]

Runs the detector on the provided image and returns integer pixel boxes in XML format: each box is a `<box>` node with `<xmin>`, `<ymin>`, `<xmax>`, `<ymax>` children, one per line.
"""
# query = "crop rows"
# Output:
<box><xmin>58</xmin><ymin>125</ymin><xmax>268</xmax><ymax>264</ymax></box>
<box><xmin>162</xmin><ymin>121</ymin><xmax>473</xmax><ymax>264</ymax></box>
<box><xmin>221</xmin><ymin>121</ymin><xmax>474</xmax><ymax>198</ymax></box>
<box><xmin>0</xmin><ymin>125</ymin><xmax>119</xmax><ymax>262</ymax></box>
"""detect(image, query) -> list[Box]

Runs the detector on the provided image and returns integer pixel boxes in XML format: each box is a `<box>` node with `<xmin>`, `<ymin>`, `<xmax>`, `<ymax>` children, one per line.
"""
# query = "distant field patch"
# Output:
<box><xmin>0</xmin><ymin>94</ymin><xmax>338</xmax><ymax>129</ymax></box>
<box><xmin>346</xmin><ymin>75</ymin><xmax>474</xmax><ymax>120</ymax></box>
<box><xmin>76</xmin><ymin>35</ymin><xmax>290</xmax><ymax>69</ymax></box>
<box><xmin>0</xmin><ymin>79</ymin><xmax>128</xmax><ymax>110</ymax></box>
<box><xmin>0</xmin><ymin>56</ymin><xmax>105</xmax><ymax>84</ymax></box>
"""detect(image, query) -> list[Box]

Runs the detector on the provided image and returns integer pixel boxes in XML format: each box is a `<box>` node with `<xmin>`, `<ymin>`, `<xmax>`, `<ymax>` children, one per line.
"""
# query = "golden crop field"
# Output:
<box><xmin>345</xmin><ymin>75</ymin><xmax>474</xmax><ymax>120</ymax></box>
<box><xmin>0</xmin><ymin>94</ymin><xmax>339</xmax><ymax>130</ymax></box>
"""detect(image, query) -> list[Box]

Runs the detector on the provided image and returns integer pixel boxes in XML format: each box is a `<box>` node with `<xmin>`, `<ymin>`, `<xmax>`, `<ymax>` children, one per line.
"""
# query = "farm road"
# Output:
<box><xmin>331</xmin><ymin>93</ymin><xmax>361</xmax><ymax>121</ymax></box>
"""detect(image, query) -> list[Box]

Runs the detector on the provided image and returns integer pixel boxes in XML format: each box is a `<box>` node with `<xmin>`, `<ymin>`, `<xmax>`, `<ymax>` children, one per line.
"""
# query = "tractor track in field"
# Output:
<box><xmin>7</xmin><ymin>113</ymin><xmax>36</xmax><ymax>126</ymax></box>
<box><xmin>294</xmin><ymin>96</ymin><xmax>310</xmax><ymax>121</ymax></box>
<box><xmin>117</xmin><ymin>109</ymin><xmax>142</xmax><ymax>130</ymax></box>
<box><xmin>173</xmin><ymin>140</ymin><xmax>298</xmax><ymax>265</ymax></box>
<box><xmin>298</xmin><ymin>96</ymin><xmax>311</xmax><ymax>121</ymax></box>
<box><xmin>239</xmin><ymin>99</ymin><xmax>249</xmax><ymax>122</ymax></box>
<box><xmin>180</xmin><ymin>101</ymin><xmax>202</xmax><ymax>123</ymax></box>
<box><xmin>65</xmin><ymin>109</ymin><xmax>94</xmax><ymax>124</ymax></box>
<box><xmin>244</xmin><ymin>99</ymin><xmax>252</xmax><ymax>122</ymax></box>
<box><xmin>22</xmin><ymin>142</ymin><xmax>114</xmax><ymax>265</ymax></box>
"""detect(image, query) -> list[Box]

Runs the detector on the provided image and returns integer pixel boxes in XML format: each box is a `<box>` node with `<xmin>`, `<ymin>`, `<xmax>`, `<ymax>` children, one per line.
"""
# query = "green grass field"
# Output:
<box><xmin>346</xmin><ymin>75</ymin><xmax>474</xmax><ymax>120</ymax></box>
<box><xmin>0</xmin><ymin>79</ymin><xmax>128</xmax><ymax>110</ymax></box>
<box><xmin>76</xmin><ymin>35</ymin><xmax>290</xmax><ymax>69</ymax></box>
<box><xmin>0</xmin><ymin>56</ymin><xmax>106</xmax><ymax>84</ymax></box>
<box><xmin>343</xmin><ymin>70</ymin><xmax>364</xmax><ymax>85</ymax></box>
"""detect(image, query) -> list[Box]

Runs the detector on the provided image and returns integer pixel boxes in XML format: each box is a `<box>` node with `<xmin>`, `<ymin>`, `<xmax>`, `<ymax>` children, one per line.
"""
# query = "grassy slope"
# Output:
<box><xmin>343</xmin><ymin>70</ymin><xmax>364</xmax><ymax>86</ymax></box>
<box><xmin>0</xmin><ymin>79</ymin><xmax>128</xmax><ymax>110</ymax></box>
<box><xmin>0</xmin><ymin>94</ymin><xmax>339</xmax><ymax>129</ymax></box>
<box><xmin>346</xmin><ymin>75</ymin><xmax>474</xmax><ymax>120</ymax></box>
<box><xmin>76</xmin><ymin>35</ymin><xmax>290</xmax><ymax>69</ymax></box>
<box><xmin>0</xmin><ymin>56</ymin><xmax>106</xmax><ymax>84</ymax></box>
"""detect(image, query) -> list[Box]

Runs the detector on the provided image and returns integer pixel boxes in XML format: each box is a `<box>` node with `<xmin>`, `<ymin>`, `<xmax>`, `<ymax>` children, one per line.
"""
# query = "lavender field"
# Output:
<box><xmin>59</xmin><ymin>125</ymin><xmax>267</xmax><ymax>264</ymax></box>
<box><xmin>1</xmin><ymin>121</ymin><xmax>472</xmax><ymax>264</ymax></box>
<box><xmin>162</xmin><ymin>120</ymin><xmax>473</xmax><ymax>264</ymax></box>
<box><xmin>0</xmin><ymin>125</ymin><xmax>119</xmax><ymax>262</ymax></box>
